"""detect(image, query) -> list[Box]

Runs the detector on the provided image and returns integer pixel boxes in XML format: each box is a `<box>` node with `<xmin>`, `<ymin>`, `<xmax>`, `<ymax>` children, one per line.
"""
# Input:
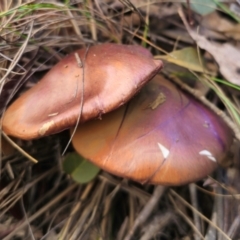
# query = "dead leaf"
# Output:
<box><xmin>201</xmin><ymin>12</ymin><xmax>240</xmax><ymax>40</ymax></box>
<box><xmin>224</xmin><ymin>24</ymin><xmax>240</xmax><ymax>40</ymax></box>
<box><xmin>179</xmin><ymin>9</ymin><xmax>240</xmax><ymax>86</ymax></box>
<box><xmin>201</xmin><ymin>11</ymin><xmax>235</xmax><ymax>32</ymax></box>
<box><xmin>111</xmin><ymin>0</ymin><xmax>179</xmax><ymax>19</ymax></box>
<box><xmin>148</xmin><ymin>92</ymin><xmax>166</xmax><ymax>109</ymax></box>
<box><xmin>159</xmin><ymin>47</ymin><xmax>206</xmax><ymax>73</ymax></box>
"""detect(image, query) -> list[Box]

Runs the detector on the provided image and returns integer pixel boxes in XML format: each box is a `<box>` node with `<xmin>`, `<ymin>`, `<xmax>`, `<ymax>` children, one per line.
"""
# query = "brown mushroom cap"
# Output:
<box><xmin>71</xmin><ymin>75</ymin><xmax>233</xmax><ymax>185</ymax></box>
<box><xmin>2</xmin><ymin>44</ymin><xmax>162</xmax><ymax>140</ymax></box>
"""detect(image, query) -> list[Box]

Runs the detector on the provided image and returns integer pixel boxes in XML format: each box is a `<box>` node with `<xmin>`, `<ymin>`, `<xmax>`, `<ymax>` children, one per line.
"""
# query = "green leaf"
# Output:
<box><xmin>63</xmin><ymin>152</ymin><xmax>100</xmax><ymax>184</ymax></box>
<box><xmin>189</xmin><ymin>0</ymin><xmax>217</xmax><ymax>15</ymax></box>
<box><xmin>159</xmin><ymin>47</ymin><xmax>206</xmax><ymax>73</ymax></box>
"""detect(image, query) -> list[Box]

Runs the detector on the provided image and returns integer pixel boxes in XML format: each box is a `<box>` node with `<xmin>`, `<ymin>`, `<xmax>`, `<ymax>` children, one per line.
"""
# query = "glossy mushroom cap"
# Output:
<box><xmin>72</xmin><ymin>75</ymin><xmax>233</xmax><ymax>185</ymax></box>
<box><xmin>2</xmin><ymin>44</ymin><xmax>162</xmax><ymax>140</ymax></box>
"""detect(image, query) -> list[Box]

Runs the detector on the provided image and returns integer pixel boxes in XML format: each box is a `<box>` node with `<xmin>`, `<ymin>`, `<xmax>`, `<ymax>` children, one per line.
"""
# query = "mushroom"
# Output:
<box><xmin>71</xmin><ymin>75</ymin><xmax>233</xmax><ymax>185</ymax></box>
<box><xmin>2</xmin><ymin>44</ymin><xmax>162</xmax><ymax>140</ymax></box>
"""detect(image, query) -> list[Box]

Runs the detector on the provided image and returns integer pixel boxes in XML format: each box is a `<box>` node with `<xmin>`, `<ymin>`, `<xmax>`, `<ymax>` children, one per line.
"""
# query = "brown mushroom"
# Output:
<box><xmin>2</xmin><ymin>44</ymin><xmax>162</xmax><ymax>140</ymax></box>
<box><xmin>71</xmin><ymin>75</ymin><xmax>233</xmax><ymax>185</ymax></box>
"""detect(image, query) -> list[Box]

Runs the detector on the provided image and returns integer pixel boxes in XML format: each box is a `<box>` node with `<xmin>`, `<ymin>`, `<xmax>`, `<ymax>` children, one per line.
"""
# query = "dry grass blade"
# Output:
<box><xmin>140</xmin><ymin>212</ymin><xmax>173</xmax><ymax>240</ymax></box>
<box><xmin>101</xmin><ymin>181</ymin><xmax>121</xmax><ymax>238</ymax></box>
<box><xmin>62</xmin><ymin>46</ymin><xmax>90</xmax><ymax>156</ymax></box>
<box><xmin>227</xmin><ymin>215</ymin><xmax>240</xmax><ymax>238</ymax></box>
<box><xmin>169</xmin><ymin>189</ymin><xmax>232</xmax><ymax>240</ymax></box>
<box><xmin>2</xmin><ymin>132</ymin><xmax>38</xmax><ymax>164</ymax></box>
<box><xmin>0</xmin><ymin>20</ymin><xmax>33</xmax><ymax>85</ymax></box>
<box><xmin>68</xmin><ymin>180</ymin><xmax>106</xmax><ymax>240</ymax></box>
<box><xmin>99</xmin><ymin>173</ymin><xmax>151</xmax><ymax>202</ymax></box>
<box><xmin>169</xmin><ymin>193</ymin><xmax>205</xmax><ymax>240</ymax></box>
<box><xmin>0</xmin><ymin>168</ymin><xmax>56</xmax><ymax>211</ymax></box>
<box><xmin>189</xmin><ymin>183</ymin><xmax>202</xmax><ymax>240</ymax></box>
<box><xmin>59</xmin><ymin>182</ymin><xmax>94</xmax><ymax>240</ymax></box>
<box><xmin>124</xmin><ymin>186</ymin><xmax>166</xmax><ymax>240</ymax></box>
<box><xmin>3</xmin><ymin>183</ymin><xmax>78</xmax><ymax>240</ymax></box>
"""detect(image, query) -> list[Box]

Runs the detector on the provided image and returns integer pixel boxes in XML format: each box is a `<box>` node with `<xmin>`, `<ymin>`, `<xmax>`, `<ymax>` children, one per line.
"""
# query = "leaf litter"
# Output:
<box><xmin>179</xmin><ymin>8</ymin><xmax>240</xmax><ymax>86</ymax></box>
<box><xmin>0</xmin><ymin>1</ymin><xmax>240</xmax><ymax>240</ymax></box>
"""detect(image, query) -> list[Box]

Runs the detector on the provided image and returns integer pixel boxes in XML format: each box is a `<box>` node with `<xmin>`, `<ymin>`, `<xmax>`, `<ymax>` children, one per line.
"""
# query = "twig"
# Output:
<box><xmin>124</xmin><ymin>186</ymin><xmax>165</xmax><ymax>240</ymax></box>
<box><xmin>62</xmin><ymin>45</ymin><xmax>90</xmax><ymax>155</ymax></box>
<box><xmin>59</xmin><ymin>182</ymin><xmax>94</xmax><ymax>240</ymax></box>
<box><xmin>170</xmin><ymin>189</ymin><xmax>232</xmax><ymax>240</ymax></box>
<box><xmin>189</xmin><ymin>183</ymin><xmax>202</xmax><ymax>240</ymax></box>
<box><xmin>3</xmin><ymin>184</ymin><xmax>78</xmax><ymax>240</ymax></box>
<box><xmin>101</xmin><ymin>182</ymin><xmax>121</xmax><ymax>238</ymax></box>
<box><xmin>140</xmin><ymin>212</ymin><xmax>173</xmax><ymax>240</ymax></box>
<box><xmin>169</xmin><ymin>193</ymin><xmax>205</xmax><ymax>240</ymax></box>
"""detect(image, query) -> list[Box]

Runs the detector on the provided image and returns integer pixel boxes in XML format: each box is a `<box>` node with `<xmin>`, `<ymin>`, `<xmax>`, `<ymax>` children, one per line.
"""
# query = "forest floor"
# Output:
<box><xmin>0</xmin><ymin>1</ymin><xmax>240</xmax><ymax>239</ymax></box>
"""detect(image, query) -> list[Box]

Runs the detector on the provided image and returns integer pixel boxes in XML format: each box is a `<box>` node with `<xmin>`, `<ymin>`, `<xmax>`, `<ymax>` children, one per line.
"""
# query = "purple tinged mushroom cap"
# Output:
<box><xmin>72</xmin><ymin>75</ymin><xmax>233</xmax><ymax>185</ymax></box>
